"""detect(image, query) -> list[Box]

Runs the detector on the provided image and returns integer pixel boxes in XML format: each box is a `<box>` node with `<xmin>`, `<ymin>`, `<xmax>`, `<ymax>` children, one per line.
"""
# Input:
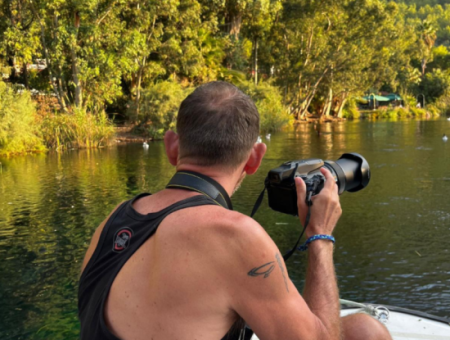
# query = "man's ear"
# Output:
<box><xmin>244</xmin><ymin>143</ymin><xmax>267</xmax><ymax>175</ymax></box>
<box><xmin>164</xmin><ymin>130</ymin><xmax>179</xmax><ymax>166</ymax></box>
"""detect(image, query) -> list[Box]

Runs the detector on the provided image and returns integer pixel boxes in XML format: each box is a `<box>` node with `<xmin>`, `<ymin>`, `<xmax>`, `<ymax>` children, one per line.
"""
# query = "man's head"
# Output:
<box><xmin>175</xmin><ymin>81</ymin><xmax>260</xmax><ymax>170</ymax></box>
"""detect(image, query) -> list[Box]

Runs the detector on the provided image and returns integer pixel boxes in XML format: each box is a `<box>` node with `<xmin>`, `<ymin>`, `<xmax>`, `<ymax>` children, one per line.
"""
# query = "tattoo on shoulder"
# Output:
<box><xmin>247</xmin><ymin>261</ymin><xmax>275</xmax><ymax>278</ymax></box>
<box><xmin>276</xmin><ymin>253</ymin><xmax>290</xmax><ymax>293</ymax></box>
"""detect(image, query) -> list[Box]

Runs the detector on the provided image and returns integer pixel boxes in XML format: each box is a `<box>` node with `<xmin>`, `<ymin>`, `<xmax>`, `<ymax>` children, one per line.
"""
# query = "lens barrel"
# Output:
<box><xmin>324</xmin><ymin>153</ymin><xmax>370</xmax><ymax>194</ymax></box>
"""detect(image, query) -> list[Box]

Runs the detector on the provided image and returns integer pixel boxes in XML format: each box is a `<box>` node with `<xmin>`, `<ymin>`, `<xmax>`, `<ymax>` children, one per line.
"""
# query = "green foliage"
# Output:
<box><xmin>419</xmin><ymin>68</ymin><xmax>450</xmax><ymax>101</ymax></box>
<box><xmin>236</xmin><ymin>80</ymin><xmax>292</xmax><ymax>132</ymax></box>
<box><xmin>373</xmin><ymin>107</ymin><xmax>433</xmax><ymax>120</ymax></box>
<box><xmin>3</xmin><ymin>0</ymin><xmax>450</xmax><ymax>134</ymax></box>
<box><xmin>427</xmin><ymin>96</ymin><xmax>450</xmax><ymax>115</ymax></box>
<box><xmin>256</xmin><ymin>90</ymin><xmax>292</xmax><ymax>133</ymax></box>
<box><xmin>135</xmin><ymin>81</ymin><xmax>193</xmax><ymax>139</ymax></box>
<box><xmin>41</xmin><ymin>109</ymin><xmax>115</xmax><ymax>150</ymax></box>
<box><xmin>0</xmin><ymin>82</ymin><xmax>45</xmax><ymax>156</ymax></box>
<box><xmin>403</xmin><ymin>94</ymin><xmax>419</xmax><ymax>108</ymax></box>
<box><xmin>342</xmin><ymin>98</ymin><xmax>361</xmax><ymax>119</ymax></box>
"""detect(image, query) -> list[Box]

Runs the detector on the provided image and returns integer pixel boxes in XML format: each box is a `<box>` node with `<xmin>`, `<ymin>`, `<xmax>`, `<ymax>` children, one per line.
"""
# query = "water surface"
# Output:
<box><xmin>1</xmin><ymin>119</ymin><xmax>450</xmax><ymax>339</ymax></box>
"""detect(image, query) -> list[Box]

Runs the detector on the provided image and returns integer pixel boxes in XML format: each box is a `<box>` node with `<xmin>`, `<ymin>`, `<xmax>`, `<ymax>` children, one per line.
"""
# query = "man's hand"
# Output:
<box><xmin>295</xmin><ymin>167</ymin><xmax>342</xmax><ymax>238</ymax></box>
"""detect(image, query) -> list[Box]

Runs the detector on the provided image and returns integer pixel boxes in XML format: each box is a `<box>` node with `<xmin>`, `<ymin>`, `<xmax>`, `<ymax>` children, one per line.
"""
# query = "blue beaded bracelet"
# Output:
<box><xmin>298</xmin><ymin>234</ymin><xmax>335</xmax><ymax>251</ymax></box>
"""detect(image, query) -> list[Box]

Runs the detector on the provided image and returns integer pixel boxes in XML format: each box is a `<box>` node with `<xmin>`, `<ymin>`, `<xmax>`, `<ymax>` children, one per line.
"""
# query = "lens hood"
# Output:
<box><xmin>337</xmin><ymin>153</ymin><xmax>370</xmax><ymax>192</ymax></box>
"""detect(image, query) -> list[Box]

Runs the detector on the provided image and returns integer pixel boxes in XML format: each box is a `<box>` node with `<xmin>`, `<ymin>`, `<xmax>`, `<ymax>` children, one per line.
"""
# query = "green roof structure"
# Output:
<box><xmin>362</xmin><ymin>95</ymin><xmax>391</xmax><ymax>101</ymax></box>
<box><xmin>384</xmin><ymin>93</ymin><xmax>402</xmax><ymax>101</ymax></box>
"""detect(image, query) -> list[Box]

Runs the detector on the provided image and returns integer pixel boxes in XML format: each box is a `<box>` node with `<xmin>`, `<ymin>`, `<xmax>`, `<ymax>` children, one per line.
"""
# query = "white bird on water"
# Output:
<box><xmin>447</xmin><ymin>117</ymin><xmax>450</xmax><ymax>121</ymax></box>
<box><xmin>443</xmin><ymin>134</ymin><xmax>448</xmax><ymax>142</ymax></box>
<box><xmin>265</xmin><ymin>133</ymin><xmax>271</xmax><ymax>140</ymax></box>
<box><xmin>143</xmin><ymin>141</ymin><xmax>149</xmax><ymax>148</ymax></box>
<box><xmin>256</xmin><ymin>136</ymin><xmax>262</xmax><ymax>144</ymax></box>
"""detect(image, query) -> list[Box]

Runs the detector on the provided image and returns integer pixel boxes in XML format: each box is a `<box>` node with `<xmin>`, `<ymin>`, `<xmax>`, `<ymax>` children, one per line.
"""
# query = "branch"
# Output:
<box><xmin>96</xmin><ymin>0</ymin><xmax>118</xmax><ymax>26</ymax></box>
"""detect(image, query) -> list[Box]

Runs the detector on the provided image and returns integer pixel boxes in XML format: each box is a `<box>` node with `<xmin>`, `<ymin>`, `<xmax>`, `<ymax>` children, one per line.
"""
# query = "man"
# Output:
<box><xmin>79</xmin><ymin>81</ymin><xmax>392</xmax><ymax>340</ymax></box>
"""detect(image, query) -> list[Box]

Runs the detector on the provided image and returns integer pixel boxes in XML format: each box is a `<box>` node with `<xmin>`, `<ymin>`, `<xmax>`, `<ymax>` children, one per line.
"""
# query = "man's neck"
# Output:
<box><xmin>176</xmin><ymin>164</ymin><xmax>243</xmax><ymax>198</ymax></box>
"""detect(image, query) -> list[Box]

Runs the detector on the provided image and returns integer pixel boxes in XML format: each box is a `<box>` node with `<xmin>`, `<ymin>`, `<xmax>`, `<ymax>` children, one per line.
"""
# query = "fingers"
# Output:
<box><xmin>295</xmin><ymin>176</ymin><xmax>307</xmax><ymax>223</ymax></box>
<box><xmin>295</xmin><ymin>177</ymin><xmax>306</xmax><ymax>205</ymax></box>
<box><xmin>320</xmin><ymin>167</ymin><xmax>337</xmax><ymax>192</ymax></box>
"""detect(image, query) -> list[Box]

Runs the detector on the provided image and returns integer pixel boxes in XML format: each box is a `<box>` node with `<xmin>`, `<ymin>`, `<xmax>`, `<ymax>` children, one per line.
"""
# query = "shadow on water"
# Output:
<box><xmin>1</xmin><ymin>119</ymin><xmax>450</xmax><ymax>339</ymax></box>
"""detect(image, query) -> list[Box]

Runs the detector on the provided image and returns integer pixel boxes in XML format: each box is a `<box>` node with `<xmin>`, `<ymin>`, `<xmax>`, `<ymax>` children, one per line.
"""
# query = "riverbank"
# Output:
<box><xmin>0</xmin><ymin>85</ymin><xmax>444</xmax><ymax>157</ymax></box>
<box><xmin>294</xmin><ymin>106</ymin><xmax>439</xmax><ymax>124</ymax></box>
<box><xmin>114</xmin><ymin>126</ymin><xmax>153</xmax><ymax>143</ymax></box>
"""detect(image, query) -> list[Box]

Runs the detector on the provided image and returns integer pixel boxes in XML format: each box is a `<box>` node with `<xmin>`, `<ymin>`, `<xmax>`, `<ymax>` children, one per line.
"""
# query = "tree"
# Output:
<box><xmin>417</xmin><ymin>19</ymin><xmax>437</xmax><ymax>76</ymax></box>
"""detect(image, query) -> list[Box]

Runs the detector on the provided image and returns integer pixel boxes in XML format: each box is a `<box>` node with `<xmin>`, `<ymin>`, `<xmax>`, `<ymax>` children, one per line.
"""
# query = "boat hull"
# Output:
<box><xmin>250</xmin><ymin>302</ymin><xmax>450</xmax><ymax>340</ymax></box>
<box><xmin>341</xmin><ymin>307</ymin><xmax>450</xmax><ymax>340</ymax></box>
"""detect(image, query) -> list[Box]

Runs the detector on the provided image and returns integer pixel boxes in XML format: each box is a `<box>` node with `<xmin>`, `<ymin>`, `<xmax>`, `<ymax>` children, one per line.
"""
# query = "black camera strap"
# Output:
<box><xmin>250</xmin><ymin>181</ymin><xmax>314</xmax><ymax>262</ymax></box>
<box><xmin>250</xmin><ymin>178</ymin><xmax>269</xmax><ymax>218</ymax></box>
<box><xmin>166</xmin><ymin>171</ymin><xmax>233</xmax><ymax>210</ymax></box>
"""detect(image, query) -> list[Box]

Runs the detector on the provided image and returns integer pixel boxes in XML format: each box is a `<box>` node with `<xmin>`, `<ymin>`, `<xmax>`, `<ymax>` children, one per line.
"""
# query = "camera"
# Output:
<box><xmin>266</xmin><ymin>153</ymin><xmax>370</xmax><ymax>216</ymax></box>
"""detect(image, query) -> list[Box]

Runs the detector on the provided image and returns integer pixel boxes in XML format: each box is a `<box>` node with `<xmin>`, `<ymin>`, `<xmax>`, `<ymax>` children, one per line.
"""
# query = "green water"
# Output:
<box><xmin>1</xmin><ymin>119</ymin><xmax>450</xmax><ymax>339</ymax></box>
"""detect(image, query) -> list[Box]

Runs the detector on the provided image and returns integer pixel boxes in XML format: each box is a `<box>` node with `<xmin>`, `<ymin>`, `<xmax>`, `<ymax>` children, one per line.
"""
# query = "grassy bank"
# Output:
<box><xmin>359</xmin><ymin>107</ymin><xmax>439</xmax><ymax>120</ymax></box>
<box><xmin>0</xmin><ymin>83</ymin><xmax>114</xmax><ymax>157</ymax></box>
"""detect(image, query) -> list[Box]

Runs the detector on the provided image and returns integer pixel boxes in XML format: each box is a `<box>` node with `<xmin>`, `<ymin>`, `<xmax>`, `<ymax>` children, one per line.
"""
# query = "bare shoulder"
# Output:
<box><xmin>170</xmin><ymin>205</ymin><xmax>276</xmax><ymax>251</ymax></box>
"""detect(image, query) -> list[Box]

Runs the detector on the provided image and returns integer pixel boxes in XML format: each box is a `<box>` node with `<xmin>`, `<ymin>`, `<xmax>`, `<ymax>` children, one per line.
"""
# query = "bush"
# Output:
<box><xmin>375</xmin><ymin>107</ymin><xmax>432</xmax><ymax>119</ymax></box>
<box><xmin>402</xmin><ymin>94</ymin><xmax>417</xmax><ymax>109</ymax></box>
<box><xmin>0</xmin><ymin>82</ymin><xmax>45</xmax><ymax>156</ymax></box>
<box><xmin>427</xmin><ymin>95</ymin><xmax>450</xmax><ymax>116</ymax></box>
<box><xmin>134</xmin><ymin>81</ymin><xmax>193</xmax><ymax>139</ymax></box>
<box><xmin>342</xmin><ymin>98</ymin><xmax>360</xmax><ymax>119</ymax></box>
<box><xmin>235</xmin><ymin>80</ymin><xmax>293</xmax><ymax>132</ymax></box>
<box><xmin>41</xmin><ymin>109</ymin><xmax>115</xmax><ymax>150</ymax></box>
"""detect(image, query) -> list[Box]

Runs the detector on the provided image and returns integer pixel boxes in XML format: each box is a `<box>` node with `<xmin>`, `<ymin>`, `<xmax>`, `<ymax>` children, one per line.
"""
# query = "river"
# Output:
<box><xmin>1</xmin><ymin>118</ymin><xmax>449</xmax><ymax>339</ymax></box>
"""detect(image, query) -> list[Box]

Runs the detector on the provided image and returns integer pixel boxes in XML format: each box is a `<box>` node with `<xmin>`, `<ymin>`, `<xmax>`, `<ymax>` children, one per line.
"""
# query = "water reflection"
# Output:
<box><xmin>1</xmin><ymin>119</ymin><xmax>450</xmax><ymax>339</ymax></box>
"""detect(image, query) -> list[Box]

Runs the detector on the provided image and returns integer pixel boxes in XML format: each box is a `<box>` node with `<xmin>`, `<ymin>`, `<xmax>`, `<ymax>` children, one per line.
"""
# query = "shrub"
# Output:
<box><xmin>235</xmin><ymin>80</ymin><xmax>293</xmax><ymax>132</ymax></box>
<box><xmin>342</xmin><ymin>98</ymin><xmax>360</xmax><ymax>119</ymax></box>
<box><xmin>41</xmin><ymin>109</ymin><xmax>115</xmax><ymax>150</ymax></box>
<box><xmin>402</xmin><ymin>94</ymin><xmax>417</xmax><ymax>108</ymax></box>
<box><xmin>427</xmin><ymin>95</ymin><xmax>450</xmax><ymax>116</ymax></box>
<box><xmin>133</xmin><ymin>81</ymin><xmax>193</xmax><ymax>139</ymax></box>
<box><xmin>374</xmin><ymin>107</ymin><xmax>432</xmax><ymax>120</ymax></box>
<box><xmin>0</xmin><ymin>82</ymin><xmax>45</xmax><ymax>156</ymax></box>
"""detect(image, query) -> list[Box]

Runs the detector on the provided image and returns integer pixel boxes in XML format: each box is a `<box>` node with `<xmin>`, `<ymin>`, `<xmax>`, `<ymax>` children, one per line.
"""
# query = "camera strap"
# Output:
<box><xmin>250</xmin><ymin>178</ymin><xmax>269</xmax><ymax>218</ymax></box>
<box><xmin>166</xmin><ymin>171</ymin><xmax>233</xmax><ymax>210</ymax></box>
<box><xmin>250</xmin><ymin>181</ymin><xmax>314</xmax><ymax>262</ymax></box>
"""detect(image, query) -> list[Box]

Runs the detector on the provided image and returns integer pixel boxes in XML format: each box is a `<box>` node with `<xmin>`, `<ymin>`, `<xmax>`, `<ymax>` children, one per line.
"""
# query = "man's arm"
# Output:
<box><xmin>221</xmin><ymin>168</ymin><xmax>341</xmax><ymax>340</ymax></box>
<box><xmin>298</xmin><ymin>168</ymin><xmax>342</xmax><ymax>339</ymax></box>
<box><xmin>303</xmin><ymin>242</ymin><xmax>340</xmax><ymax>339</ymax></box>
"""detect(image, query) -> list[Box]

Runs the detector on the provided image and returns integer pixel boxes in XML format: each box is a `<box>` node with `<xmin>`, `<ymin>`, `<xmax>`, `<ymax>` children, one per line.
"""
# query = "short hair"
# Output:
<box><xmin>177</xmin><ymin>81</ymin><xmax>260</xmax><ymax>169</ymax></box>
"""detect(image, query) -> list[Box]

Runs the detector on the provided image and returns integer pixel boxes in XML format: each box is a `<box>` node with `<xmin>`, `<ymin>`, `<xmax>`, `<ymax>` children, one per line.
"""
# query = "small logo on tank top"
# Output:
<box><xmin>113</xmin><ymin>228</ymin><xmax>133</xmax><ymax>252</ymax></box>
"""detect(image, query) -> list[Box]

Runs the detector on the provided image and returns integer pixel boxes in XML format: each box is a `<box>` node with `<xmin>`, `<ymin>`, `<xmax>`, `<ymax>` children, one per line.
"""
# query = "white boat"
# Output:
<box><xmin>250</xmin><ymin>299</ymin><xmax>450</xmax><ymax>340</ymax></box>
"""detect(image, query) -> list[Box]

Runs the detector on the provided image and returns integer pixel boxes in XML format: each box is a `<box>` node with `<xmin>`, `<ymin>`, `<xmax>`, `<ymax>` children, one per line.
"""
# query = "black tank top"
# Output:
<box><xmin>78</xmin><ymin>193</ymin><xmax>245</xmax><ymax>340</ymax></box>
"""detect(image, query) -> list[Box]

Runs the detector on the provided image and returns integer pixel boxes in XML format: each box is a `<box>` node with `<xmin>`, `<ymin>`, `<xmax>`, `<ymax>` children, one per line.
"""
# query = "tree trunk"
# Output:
<box><xmin>22</xmin><ymin>62</ymin><xmax>29</xmax><ymax>89</ymax></box>
<box><xmin>296</xmin><ymin>68</ymin><xmax>329</xmax><ymax>120</ymax></box>
<box><xmin>254</xmin><ymin>37</ymin><xmax>258</xmax><ymax>85</ymax></box>
<box><xmin>72</xmin><ymin>12</ymin><xmax>82</xmax><ymax>108</ymax></box>
<box><xmin>421</xmin><ymin>58</ymin><xmax>427</xmax><ymax>76</ymax></box>
<box><xmin>322</xmin><ymin>87</ymin><xmax>333</xmax><ymax>118</ymax></box>
<box><xmin>294</xmin><ymin>91</ymin><xmax>314</xmax><ymax>120</ymax></box>
<box><xmin>71</xmin><ymin>45</ymin><xmax>82</xmax><ymax>108</ymax></box>
<box><xmin>336</xmin><ymin>92</ymin><xmax>348</xmax><ymax>118</ymax></box>
<box><xmin>135</xmin><ymin>56</ymin><xmax>146</xmax><ymax>123</ymax></box>
<box><xmin>30</xmin><ymin>2</ymin><xmax>67</xmax><ymax>112</ymax></box>
<box><xmin>230</xmin><ymin>14</ymin><xmax>242</xmax><ymax>39</ymax></box>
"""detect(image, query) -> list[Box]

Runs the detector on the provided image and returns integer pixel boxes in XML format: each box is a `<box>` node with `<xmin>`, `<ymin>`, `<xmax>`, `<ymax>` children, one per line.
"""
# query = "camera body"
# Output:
<box><xmin>267</xmin><ymin>153</ymin><xmax>370</xmax><ymax>216</ymax></box>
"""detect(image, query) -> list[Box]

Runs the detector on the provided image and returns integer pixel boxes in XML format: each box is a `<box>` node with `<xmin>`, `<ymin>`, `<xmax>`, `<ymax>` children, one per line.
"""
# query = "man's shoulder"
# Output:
<box><xmin>178</xmin><ymin>204</ymin><xmax>269</xmax><ymax>242</ymax></box>
<box><xmin>166</xmin><ymin>204</ymin><xmax>278</xmax><ymax>264</ymax></box>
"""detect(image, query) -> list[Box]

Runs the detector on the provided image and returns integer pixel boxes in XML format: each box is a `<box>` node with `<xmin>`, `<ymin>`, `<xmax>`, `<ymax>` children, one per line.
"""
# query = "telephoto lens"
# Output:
<box><xmin>323</xmin><ymin>153</ymin><xmax>370</xmax><ymax>195</ymax></box>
